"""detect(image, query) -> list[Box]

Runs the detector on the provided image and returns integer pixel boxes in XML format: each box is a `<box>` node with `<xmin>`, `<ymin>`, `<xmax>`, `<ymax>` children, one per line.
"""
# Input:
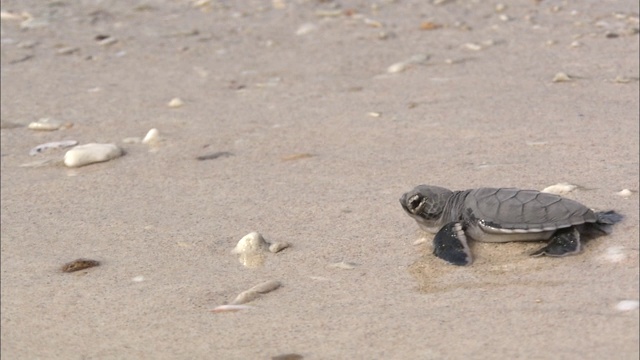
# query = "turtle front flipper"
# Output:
<box><xmin>433</xmin><ymin>222</ymin><xmax>472</xmax><ymax>265</ymax></box>
<box><xmin>530</xmin><ymin>227</ymin><xmax>581</xmax><ymax>257</ymax></box>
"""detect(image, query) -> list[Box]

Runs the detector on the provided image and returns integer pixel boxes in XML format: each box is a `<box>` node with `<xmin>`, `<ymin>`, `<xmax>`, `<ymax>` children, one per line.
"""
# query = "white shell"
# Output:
<box><xmin>142</xmin><ymin>128</ymin><xmax>160</xmax><ymax>144</ymax></box>
<box><xmin>28</xmin><ymin>118</ymin><xmax>62</xmax><ymax>131</ymax></box>
<box><xmin>232</xmin><ymin>232</ymin><xmax>269</xmax><ymax>254</ymax></box>
<box><xmin>615</xmin><ymin>300</ymin><xmax>639</xmax><ymax>311</ymax></box>
<box><xmin>167</xmin><ymin>98</ymin><xmax>184</xmax><ymax>108</ymax></box>
<box><xmin>552</xmin><ymin>72</ymin><xmax>572</xmax><ymax>82</ymax></box>
<box><xmin>617</xmin><ymin>189</ymin><xmax>632</xmax><ymax>197</ymax></box>
<box><xmin>64</xmin><ymin>143</ymin><xmax>123</xmax><ymax>167</ymax></box>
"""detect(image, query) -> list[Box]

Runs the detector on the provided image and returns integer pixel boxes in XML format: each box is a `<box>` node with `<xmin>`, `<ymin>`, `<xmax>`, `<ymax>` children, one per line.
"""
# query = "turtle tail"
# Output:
<box><xmin>591</xmin><ymin>210</ymin><xmax>624</xmax><ymax>235</ymax></box>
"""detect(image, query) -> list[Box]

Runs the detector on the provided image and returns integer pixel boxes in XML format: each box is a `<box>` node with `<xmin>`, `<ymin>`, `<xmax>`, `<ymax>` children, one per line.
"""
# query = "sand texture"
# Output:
<box><xmin>1</xmin><ymin>1</ymin><xmax>639</xmax><ymax>359</ymax></box>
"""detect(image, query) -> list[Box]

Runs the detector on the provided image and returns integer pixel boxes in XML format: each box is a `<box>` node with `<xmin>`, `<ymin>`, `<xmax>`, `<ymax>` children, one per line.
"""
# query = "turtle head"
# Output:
<box><xmin>400</xmin><ymin>185</ymin><xmax>453</xmax><ymax>232</ymax></box>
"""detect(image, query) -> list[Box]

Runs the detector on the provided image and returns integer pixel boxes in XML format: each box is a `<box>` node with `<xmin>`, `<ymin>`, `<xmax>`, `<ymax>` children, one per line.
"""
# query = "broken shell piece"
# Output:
<box><xmin>231</xmin><ymin>280</ymin><xmax>282</xmax><ymax>305</ymax></box>
<box><xmin>142</xmin><ymin>128</ymin><xmax>160</xmax><ymax>144</ymax></box>
<box><xmin>29</xmin><ymin>140</ymin><xmax>78</xmax><ymax>156</ymax></box>
<box><xmin>167</xmin><ymin>98</ymin><xmax>184</xmax><ymax>108</ymax></box>
<box><xmin>269</xmin><ymin>242</ymin><xmax>291</xmax><ymax>253</ymax></box>
<box><xmin>295</xmin><ymin>23</ymin><xmax>318</xmax><ymax>35</ymax></box>
<box><xmin>248</xmin><ymin>280</ymin><xmax>281</xmax><ymax>294</ymax></box>
<box><xmin>28</xmin><ymin>118</ymin><xmax>62</xmax><ymax>131</ymax></box>
<box><xmin>281</xmin><ymin>153</ymin><xmax>313</xmax><ymax>161</ymax></box>
<box><xmin>541</xmin><ymin>183</ymin><xmax>577</xmax><ymax>195</ymax></box>
<box><xmin>552</xmin><ymin>72</ymin><xmax>573</xmax><ymax>82</ymax></box>
<box><xmin>211</xmin><ymin>304</ymin><xmax>254</xmax><ymax>313</ymax></box>
<box><xmin>122</xmin><ymin>137</ymin><xmax>142</xmax><ymax>144</ymax></box>
<box><xmin>64</xmin><ymin>143</ymin><xmax>123</xmax><ymax>167</ymax></box>
<box><xmin>463</xmin><ymin>43</ymin><xmax>483</xmax><ymax>51</ymax></box>
<box><xmin>387</xmin><ymin>54</ymin><xmax>430</xmax><ymax>73</ymax></box>
<box><xmin>327</xmin><ymin>261</ymin><xmax>358</xmax><ymax>270</ymax></box>
<box><xmin>413</xmin><ymin>237</ymin><xmax>428</xmax><ymax>245</ymax></box>
<box><xmin>616</xmin><ymin>189</ymin><xmax>632</xmax><ymax>197</ymax></box>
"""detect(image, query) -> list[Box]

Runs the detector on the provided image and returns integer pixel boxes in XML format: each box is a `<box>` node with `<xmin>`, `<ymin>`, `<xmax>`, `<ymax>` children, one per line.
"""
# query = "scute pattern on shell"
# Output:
<box><xmin>466</xmin><ymin>188</ymin><xmax>596</xmax><ymax>231</ymax></box>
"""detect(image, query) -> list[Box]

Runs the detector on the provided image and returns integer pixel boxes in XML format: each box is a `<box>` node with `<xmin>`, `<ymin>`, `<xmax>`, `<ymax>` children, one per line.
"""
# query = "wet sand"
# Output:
<box><xmin>1</xmin><ymin>1</ymin><xmax>639</xmax><ymax>359</ymax></box>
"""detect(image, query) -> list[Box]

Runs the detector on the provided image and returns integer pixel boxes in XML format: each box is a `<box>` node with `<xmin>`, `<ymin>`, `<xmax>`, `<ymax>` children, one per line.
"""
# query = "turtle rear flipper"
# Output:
<box><xmin>530</xmin><ymin>227</ymin><xmax>581</xmax><ymax>257</ymax></box>
<box><xmin>433</xmin><ymin>222</ymin><xmax>472</xmax><ymax>265</ymax></box>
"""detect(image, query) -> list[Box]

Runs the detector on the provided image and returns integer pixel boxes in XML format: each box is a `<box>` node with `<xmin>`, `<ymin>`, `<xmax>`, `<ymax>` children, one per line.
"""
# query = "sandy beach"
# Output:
<box><xmin>1</xmin><ymin>1</ymin><xmax>638</xmax><ymax>359</ymax></box>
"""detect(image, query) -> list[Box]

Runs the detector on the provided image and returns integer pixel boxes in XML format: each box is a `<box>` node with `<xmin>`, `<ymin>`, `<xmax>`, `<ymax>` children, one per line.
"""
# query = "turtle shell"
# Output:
<box><xmin>464</xmin><ymin>188</ymin><xmax>596</xmax><ymax>232</ymax></box>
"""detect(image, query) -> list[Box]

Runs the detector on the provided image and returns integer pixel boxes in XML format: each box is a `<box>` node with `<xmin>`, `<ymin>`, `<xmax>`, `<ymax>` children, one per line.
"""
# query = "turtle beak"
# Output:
<box><xmin>399</xmin><ymin>193</ymin><xmax>409</xmax><ymax>212</ymax></box>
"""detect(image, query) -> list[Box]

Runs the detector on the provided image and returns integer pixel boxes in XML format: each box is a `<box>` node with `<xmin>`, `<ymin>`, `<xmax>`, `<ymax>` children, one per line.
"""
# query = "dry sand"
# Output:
<box><xmin>1</xmin><ymin>1</ymin><xmax>639</xmax><ymax>359</ymax></box>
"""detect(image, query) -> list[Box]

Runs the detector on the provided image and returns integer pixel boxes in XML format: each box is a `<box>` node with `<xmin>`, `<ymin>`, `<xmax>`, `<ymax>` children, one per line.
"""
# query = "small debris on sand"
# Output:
<box><xmin>231</xmin><ymin>280</ymin><xmax>282</xmax><ymax>305</ymax></box>
<box><xmin>61</xmin><ymin>259</ymin><xmax>100</xmax><ymax>273</ymax></box>
<box><xmin>541</xmin><ymin>183</ymin><xmax>577</xmax><ymax>195</ymax></box>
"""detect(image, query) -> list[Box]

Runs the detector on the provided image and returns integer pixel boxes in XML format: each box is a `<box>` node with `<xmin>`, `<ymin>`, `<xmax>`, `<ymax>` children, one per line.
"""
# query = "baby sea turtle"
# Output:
<box><xmin>399</xmin><ymin>185</ymin><xmax>623</xmax><ymax>266</ymax></box>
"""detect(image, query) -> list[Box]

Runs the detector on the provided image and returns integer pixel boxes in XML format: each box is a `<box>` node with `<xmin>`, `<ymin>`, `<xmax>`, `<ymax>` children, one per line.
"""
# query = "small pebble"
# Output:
<box><xmin>269</xmin><ymin>242</ymin><xmax>291</xmax><ymax>253</ymax></box>
<box><xmin>132</xmin><ymin>276</ymin><xmax>145</xmax><ymax>282</ymax></box>
<box><xmin>615</xmin><ymin>300</ymin><xmax>639</xmax><ymax>311</ymax></box>
<box><xmin>29</xmin><ymin>140</ymin><xmax>78</xmax><ymax>156</ymax></box>
<box><xmin>541</xmin><ymin>183</ymin><xmax>577</xmax><ymax>195</ymax></box>
<box><xmin>552</xmin><ymin>72</ymin><xmax>573</xmax><ymax>82</ymax></box>
<box><xmin>616</xmin><ymin>189</ymin><xmax>632</xmax><ymax>197</ymax></box>
<box><xmin>327</xmin><ymin>261</ymin><xmax>358</xmax><ymax>270</ymax></box>
<box><xmin>142</xmin><ymin>128</ymin><xmax>160</xmax><ymax>144</ymax></box>
<box><xmin>28</xmin><ymin>118</ymin><xmax>62</xmax><ymax>131</ymax></box>
<box><xmin>167</xmin><ymin>98</ymin><xmax>184</xmax><ymax>108</ymax></box>
<box><xmin>419</xmin><ymin>21</ymin><xmax>442</xmax><ymax>30</ymax></box>
<box><xmin>64</xmin><ymin>143</ymin><xmax>123</xmax><ymax>168</ymax></box>
<box><xmin>196</xmin><ymin>151</ymin><xmax>233</xmax><ymax>161</ymax></box>
<box><xmin>61</xmin><ymin>258</ymin><xmax>100</xmax><ymax>273</ymax></box>
<box><xmin>367</xmin><ymin>112</ymin><xmax>381</xmax><ymax>118</ymax></box>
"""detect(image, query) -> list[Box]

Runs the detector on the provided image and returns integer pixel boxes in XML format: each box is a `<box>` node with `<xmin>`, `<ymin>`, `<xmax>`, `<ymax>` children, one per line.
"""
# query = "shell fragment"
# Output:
<box><xmin>64</xmin><ymin>143</ymin><xmax>123</xmax><ymax>167</ymax></box>
<box><xmin>29</xmin><ymin>140</ymin><xmax>78</xmax><ymax>156</ymax></box>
